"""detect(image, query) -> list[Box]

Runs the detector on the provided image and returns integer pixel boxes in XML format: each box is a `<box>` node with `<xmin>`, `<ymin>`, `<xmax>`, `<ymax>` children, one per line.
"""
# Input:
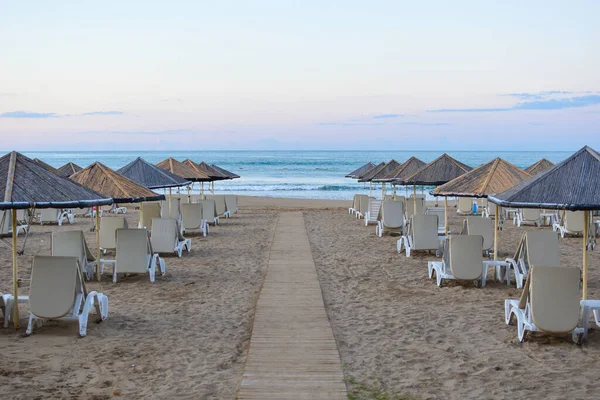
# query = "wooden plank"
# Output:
<box><xmin>238</xmin><ymin>212</ymin><xmax>347</xmax><ymax>399</ymax></box>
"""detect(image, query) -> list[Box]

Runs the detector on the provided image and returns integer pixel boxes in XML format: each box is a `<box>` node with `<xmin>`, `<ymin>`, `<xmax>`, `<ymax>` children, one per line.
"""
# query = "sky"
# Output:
<box><xmin>1</xmin><ymin>0</ymin><xmax>599</xmax><ymax>151</ymax></box>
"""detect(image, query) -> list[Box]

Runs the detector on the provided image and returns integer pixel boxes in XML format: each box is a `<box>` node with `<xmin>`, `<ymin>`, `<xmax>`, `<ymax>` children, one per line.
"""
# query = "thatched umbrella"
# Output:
<box><xmin>33</xmin><ymin>158</ymin><xmax>61</xmax><ymax>175</ymax></box>
<box><xmin>524</xmin><ymin>158</ymin><xmax>555</xmax><ymax>176</ymax></box>
<box><xmin>157</xmin><ymin>158</ymin><xmax>209</xmax><ymax>214</ymax></box>
<box><xmin>358</xmin><ymin>161</ymin><xmax>394</xmax><ymax>196</ymax></box>
<box><xmin>345</xmin><ymin>162</ymin><xmax>376</xmax><ymax>179</ymax></box>
<box><xmin>118</xmin><ymin>157</ymin><xmax>190</xmax><ymax>189</ymax></box>
<box><xmin>57</xmin><ymin>162</ymin><xmax>83</xmax><ymax>178</ymax></box>
<box><xmin>0</xmin><ymin>151</ymin><xmax>113</xmax><ymax>327</ymax></box>
<box><xmin>182</xmin><ymin>160</ymin><xmax>221</xmax><ymax>195</ymax></box>
<box><xmin>211</xmin><ymin>164</ymin><xmax>240</xmax><ymax>180</ymax></box>
<box><xmin>402</xmin><ymin>154</ymin><xmax>472</xmax><ymax>213</ymax></box>
<box><xmin>488</xmin><ymin>146</ymin><xmax>600</xmax><ymax>300</ymax></box>
<box><xmin>361</xmin><ymin>159</ymin><xmax>402</xmax><ymax>197</ymax></box>
<box><xmin>433</xmin><ymin>158</ymin><xmax>531</xmax><ymax>245</ymax></box>
<box><xmin>373</xmin><ymin>157</ymin><xmax>427</xmax><ymax>198</ymax></box>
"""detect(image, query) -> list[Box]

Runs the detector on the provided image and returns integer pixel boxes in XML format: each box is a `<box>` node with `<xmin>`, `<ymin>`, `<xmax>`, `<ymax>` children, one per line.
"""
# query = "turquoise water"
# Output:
<box><xmin>21</xmin><ymin>151</ymin><xmax>570</xmax><ymax>200</ymax></box>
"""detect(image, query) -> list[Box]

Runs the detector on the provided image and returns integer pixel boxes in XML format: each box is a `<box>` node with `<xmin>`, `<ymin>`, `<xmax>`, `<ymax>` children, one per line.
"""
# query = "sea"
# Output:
<box><xmin>21</xmin><ymin>150</ymin><xmax>570</xmax><ymax>200</ymax></box>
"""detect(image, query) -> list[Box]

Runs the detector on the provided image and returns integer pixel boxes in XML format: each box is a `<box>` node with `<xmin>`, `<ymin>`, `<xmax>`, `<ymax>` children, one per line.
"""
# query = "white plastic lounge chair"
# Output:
<box><xmin>52</xmin><ymin>230</ymin><xmax>98</xmax><ymax>281</ymax></box>
<box><xmin>110</xmin><ymin>229</ymin><xmax>165</xmax><ymax>283</ymax></box>
<box><xmin>504</xmin><ymin>266</ymin><xmax>583</xmax><ymax>343</ymax></box>
<box><xmin>365</xmin><ymin>199</ymin><xmax>382</xmax><ymax>226</ymax></box>
<box><xmin>428</xmin><ymin>235</ymin><xmax>484</xmax><ymax>287</ymax></box>
<box><xmin>553</xmin><ymin>211</ymin><xmax>585</xmax><ymax>238</ymax></box>
<box><xmin>426</xmin><ymin>207</ymin><xmax>446</xmax><ymax>235</ymax></box>
<box><xmin>356</xmin><ymin>195</ymin><xmax>370</xmax><ymax>219</ymax></box>
<box><xmin>405</xmin><ymin>197</ymin><xmax>424</xmax><ymax>218</ymax></box>
<box><xmin>108</xmin><ymin>204</ymin><xmax>127</xmax><ymax>215</ymax></box>
<box><xmin>349</xmin><ymin>194</ymin><xmax>360</xmax><ymax>215</ymax></box>
<box><xmin>150</xmin><ymin>218</ymin><xmax>191</xmax><ymax>257</ymax></box>
<box><xmin>138</xmin><ymin>202</ymin><xmax>162</xmax><ymax>230</ymax></box>
<box><xmin>376</xmin><ymin>200</ymin><xmax>405</xmax><ymax>237</ymax></box>
<box><xmin>462</xmin><ymin>217</ymin><xmax>494</xmax><ymax>256</ymax></box>
<box><xmin>1</xmin><ymin>292</ymin><xmax>29</xmax><ymax>328</ymax></box>
<box><xmin>38</xmin><ymin>208</ymin><xmax>73</xmax><ymax>226</ymax></box>
<box><xmin>198</xmin><ymin>199</ymin><xmax>219</xmax><ymax>226</ymax></box>
<box><xmin>181</xmin><ymin>203</ymin><xmax>208</xmax><ymax>236</ymax></box>
<box><xmin>99</xmin><ymin>217</ymin><xmax>128</xmax><ymax>253</ymax></box>
<box><xmin>169</xmin><ymin>197</ymin><xmax>182</xmax><ymax>220</ymax></box>
<box><xmin>0</xmin><ymin>210</ymin><xmax>29</xmax><ymax>236</ymax></box>
<box><xmin>26</xmin><ymin>256</ymin><xmax>109</xmax><ymax>337</ymax></box>
<box><xmin>457</xmin><ymin>197</ymin><xmax>473</xmax><ymax>215</ymax></box>
<box><xmin>504</xmin><ymin>230</ymin><xmax>560</xmax><ymax>289</ymax></box>
<box><xmin>225</xmin><ymin>195</ymin><xmax>238</xmax><ymax>215</ymax></box>
<box><xmin>516</xmin><ymin>208</ymin><xmax>542</xmax><ymax>227</ymax></box>
<box><xmin>212</xmin><ymin>195</ymin><xmax>230</xmax><ymax>218</ymax></box>
<box><xmin>397</xmin><ymin>215</ymin><xmax>441</xmax><ymax>257</ymax></box>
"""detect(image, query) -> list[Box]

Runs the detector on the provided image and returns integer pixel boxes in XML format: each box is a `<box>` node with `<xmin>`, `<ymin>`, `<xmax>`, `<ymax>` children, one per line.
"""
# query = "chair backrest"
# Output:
<box><xmin>39</xmin><ymin>208</ymin><xmax>58</xmax><ymax>222</ymax></box>
<box><xmin>52</xmin><ymin>230</ymin><xmax>87</xmax><ymax>267</ymax></box>
<box><xmin>181</xmin><ymin>203</ymin><xmax>203</xmax><ymax>230</ymax></box>
<box><xmin>458</xmin><ymin>197</ymin><xmax>473</xmax><ymax>213</ymax></box>
<box><xmin>150</xmin><ymin>218</ymin><xmax>178</xmax><ymax>253</ymax></box>
<box><xmin>351</xmin><ymin>194</ymin><xmax>360</xmax><ymax>209</ymax></box>
<box><xmin>140</xmin><ymin>202</ymin><xmax>162</xmax><ymax>230</ymax></box>
<box><xmin>448</xmin><ymin>235</ymin><xmax>483</xmax><ymax>280</ymax></box>
<box><xmin>564</xmin><ymin>211</ymin><xmax>585</xmax><ymax>232</ymax></box>
<box><xmin>466</xmin><ymin>217</ymin><xmax>493</xmax><ymax>250</ymax></box>
<box><xmin>212</xmin><ymin>195</ymin><xmax>227</xmax><ymax>216</ymax></box>
<box><xmin>410</xmin><ymin>194</ymin><xmax>426</xmax><ymax>199</ymax></box>
<box><xmin>100</xmin><ymin>217</ymin><xmax>127</xmax><ymax>250</ymax></box>
<box><xmin>525</xmin><ymin>231</ymin><xmax>561</xmax><ymax>268</ymax></box>
<box><xmin>225</xmin><ymin>195</ymin><xmax>238</xmax><ymax>214</ymax></box>
<box><xmin>169</xmin><ymin>197</ymin><xmax>181</xmax><ymax>220</ymax></box>
<box><xmin>381</xmin><ymin>200</ymin><xmax>404</xmax><ymax>228</ymax></box>
<box><xmin>358</xmin><ymin>195</ymin><xmax>370</xmax><ymax>214</ymax></box>
<box><xmin>426</xmin><ymin>208</ymin><xmax>445</xmax><ymax>228</ymax></box>
<box><xmin>198</xmin><ymin>199</ymin><xmax>216</xmax><ymax>221</ymax></box>
<box><xmin>522</xmin><ymin>208</ymin><xmax>541</xmax><ymax>221</ymax></box>
<box><xmin>116</xmin><ymin>229</ymin><xmax>151</xmax><ymax>274</ymax></box>
<box><xmin>530</xmin><ymin>266</ymin><xmax>580</xmax><ymax>333</ymax></box>
<box><xmin>410</xmin><ymin>215</ymin><xmax>439</xmax><ymax>250</ymax></box>
<box><xmin>368</xmin><ymin>199</ymin><xmax>382</xmax><ymax>219</ymax></box>
<box><xmin>29</xmin><ymin>256</ymin><xmax>79</xmax><ymax>319</ymax></box>
<box><xmin>487</xmin><ymin>203</ymin><xmax>497</xmax><ymax>216</ymax></box>
<box><xmin>406</xmin><ymin>198</ymin><xmax>424</xmax><ymax>217</ymax></box>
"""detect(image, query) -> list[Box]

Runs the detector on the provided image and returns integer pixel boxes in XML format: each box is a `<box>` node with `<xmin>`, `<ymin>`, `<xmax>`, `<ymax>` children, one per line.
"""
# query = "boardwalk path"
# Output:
<box><xmin>238</xmin><ymin>212</ymin><xmax>347</xmax><ymax>399</ymax></box>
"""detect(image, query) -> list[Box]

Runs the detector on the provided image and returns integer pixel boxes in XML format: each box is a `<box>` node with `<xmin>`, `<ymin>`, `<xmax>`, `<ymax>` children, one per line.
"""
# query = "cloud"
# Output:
<box><xmin>318</xmin><ymin>122</ymin><xmax>385</xmax><ymax>126</ymax></box>
<box><xmin>398</xmin><ymin>122</ymin><xmax>452</xmax><ymax>126</ymax></box>
<box><xmin>103</xmin><ymin>129</ymin><xmax>191</xmax><ymax>135</ymax></box>
<box><xmin>372</xmin><ymin>113</ymin><xmax>401</xmax><ymax>119</ymax></box>
<box><xmin>503</xmin><ymin>90</ymin><xmax>575</xmax><ymax>100</ymax></box>
<box><xmin>429</xmin><ymin>94</ymin><xmax>600</xmax><ymax>113</ymax></box>
<box><xmin>0</xmin><ymin>111</ymin><xmax>59</xmax><ymax>118</ymax></box>
<box><xmin>81</xmin><ymin>111</ymin><xmax>124</xmax><ymax>116</ymax></box>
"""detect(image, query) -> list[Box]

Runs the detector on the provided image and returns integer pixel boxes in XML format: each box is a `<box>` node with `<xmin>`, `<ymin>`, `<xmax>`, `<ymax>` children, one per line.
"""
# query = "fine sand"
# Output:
<box><xmin>1</xmin><ymin>196</ymin><xmax>600</xmax><ymax>399</ymax></box>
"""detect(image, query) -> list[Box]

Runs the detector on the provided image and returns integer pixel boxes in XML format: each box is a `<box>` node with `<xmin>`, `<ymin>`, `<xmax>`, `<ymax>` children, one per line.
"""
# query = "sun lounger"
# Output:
<box><xmin>25</xmin><ymin>256</ymin><xmax>108</xmax><ymax>337</ymax></box>
<box><xmin>52</xmin><ymin>230</ymin><xmax>98</xmax><ymax>280</ymax></box>
<box><xmin>405</xmin><ymin>197</ymin><xmax>424</xmax><ymax>218</ymax></box>
<box><xmin>356</xmin><ymin>195</ymin><xmax>370</xmax><ymax>219</ymax></box>
<box><xmin>139</xmin><ymin>202</ymin><xmax>162</xmax><ymax>230</ymax></box>
<box><xmin>516</xmin><ymin>208</ymin><xmax>542</xmax><ymax>227</ymax></box>
<box><xmin>428</xmin><ymin>235</ymin><xmax>484</xmax><ymax>287</ymax></box>
<box><xmin>181</xmin><ymin>203</ymin><xmax>208</xmax><ymax>236</ymax></box>
<box><xmin>150</xmin><ymin>218</ymin><xmax>191</xmax><ymax>257</ymax></box>
<box><xmin>198</xmin><ymin>199</ymin><xmax>219</xmax><ymax>226</ymax></box>
<box><xmin>0</xmin><ymin>210</ymin><xmax>29</xmax><ymax>236</ymax></box>
<box><xmin>462</xmin><ymin>217</ymin><xmax>494</xmax><ymax>256</ymax></box>
<box><xmin>212</xmin><ymin>195</ymin><xmax>230</xmax><ymax>218</ymax></box>
<box><xmin>426</xmin><ymin>207</ymin><xmax>446</xmax><ymax>235</ymax></box>
<box><xmin>38</xmin><ymin>208</ymin><xmax>73</xmax><ymax>226</ymax></box>
<box><xmin>504</xmin><ymin>230</ymin><xmax>560</xmax><ymax>289</ymax></box>
<box><xmin>457</xmin><ymin>197</ymin><xmax>473</xmax><ymax>215</ymax></box>
<box><xmin>397</xmin><ymin>215</ymin><xmax>441</xmax><ymax>257</ymax></box>
<box><xmin>504</xmin><ymin>266</ymin><xmax>583</xmax><ymax>343</ymax></box>
<box><xmin>1</xmin><ymin>292</ymin><xmax>28</xmax><ymax>328</ymax></box>
<box><xmin>364</xmin><ymin>199</ymin><xmax>382</xmax><ymax>226</ymax></box>
<box><xmin>349</xmin><ymin>194</ymin><xmax>360</xmax><ymax>215</ymax></box>
<box><xmin>553</xmin><ymin>211</ymin><xmax>585</xmax><ymax>238</ymax></box>
<box><xmin>225</xmin><ymin>195</ymin><xmax>238</xmax><ymax>215</ymax></box>
<box><xmin>99</xmin><ymin>216</ymin><xmax>128</xmax><ymax>253</ymax></box>
<box><xmin>110</xmin><ymin>229</ymin><xmax>165</xmax><ymax>283</ymax></box>
<box><xmin>376</xmin><ymin>200</ymin><xmax>405</xmax><ymax>237</ymax></box>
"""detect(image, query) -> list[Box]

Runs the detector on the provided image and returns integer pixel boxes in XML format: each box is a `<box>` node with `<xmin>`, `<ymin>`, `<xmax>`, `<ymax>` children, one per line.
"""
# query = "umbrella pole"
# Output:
<box><xmin>393</xmin><ymin>185</ymin><xmax>396</xmax><ymax>199</ymax></box>
<box><xmin>369</xmin><ymin>182</ymin><xmax>372</xmax><ymax>197</ymax></box>
<box><xmin>187</xmin><ymin>184</ymin><xmax>191</xmax><ymax>203</ymax></box>
<box><xmin>444</xmin><ymin>197</ymin><xmax>449</xmax><ymax>236</ymax></box>
<box><xmin>11</xmin><ymin>209</ymin><xmax>19</xmax><ymax>328</ymax></box>
<box><xmin>169</xmin><ymin>188</ymin><xmax>173</xmax><ymax>217</ymax></box>
<box><xmin>494</xmin><ymin>205</ymin><xmax>499</xmax><ymax>262</ymax></box>
<box><xmin>95</xmin><ymin>209</ymin><xmax>101</xmax><ymax>281</ymax></box>
<box><xmin>381</xmin><ymin>183</ymin><xmax>385</xmax><ymax>199</ymax></box>
<box><xmin>583</xmin><ymin>210</ymin><xmax>589</xmax><ymax>300</ymax></box>
<box><xmin>413</xmin><ymin>184</ymin><xmax>417</xmax><ymax>214</ymax></box>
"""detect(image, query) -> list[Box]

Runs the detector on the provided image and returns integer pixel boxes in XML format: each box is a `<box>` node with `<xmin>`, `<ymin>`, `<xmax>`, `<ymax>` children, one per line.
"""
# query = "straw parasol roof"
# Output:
<box><xmin>345</xmin><ymin>162</ymin><xmax>376</xmax><ymax>178</ymax></box>
<box><xmin>189</xmin><ymin>160</ymin><xmax>230</xmax><ymax>180</ymax></box>
<box><xmin>402</xmin><ymin>153</ymin><xmax>472</xmax><ymax>185</ymax></box>
<box><xmin>524</xmin><ymin>158</ymin><xmax>555</xmax><ymax>176</ymax></box>
<box><xmin>157</xmin><ymin>158</ymin><xmax>210</xmax><ymax>182</ymax></box>
<box><xmin>57</xmin><ymin>162</ymin><xmax>83</xmax><ymax>178</ymax></box>
<box><xmin>360</xmin><ymin>159</ymin><xmax>403</xmax><ymax>182</ymax></box>
<box><xmin>432</xmin><ymin>158</ymin><xmax>531</xmax><ymax>198</ymax></box>
<box><xmin>489</xmin><ymin>146</ymin><xmax>600</xmax><ymax>210</ymax></box>
<box><xmin>211</xmin><ymin>164</ymin><xmax>240</xmax><ymax>179</ymax></box>
<box><xmin>118</xmin><ymin>157</ymin><xmax>191</xmax><ymax>189</ymax></box>
<box><xmin>180</xmin><ymin>160</ymin><xmax>217</xmax><ymax>181</ymax></box>
<box><xmin>33</xmin><ymin>158</ymin><xmax>61</xmax><ymax>175</ymax></box>
<box><xmin>357</xmin><ymin>162</ymin><xmax>390</xmax><ymax>183</ymax></box>
<box><xmin>373</xmin><ymin>157</ymin><xmax>426</xmax><ymax>183</ymax></box>
<box><xmin>0</xmin><ymin>151</ymin><xmax>113</xmax><ymax>210</ymax></box>
<box><xmin>70</xmin><ymin>162</ymin><xmax>165</xmax><ymax>204</ymax></box>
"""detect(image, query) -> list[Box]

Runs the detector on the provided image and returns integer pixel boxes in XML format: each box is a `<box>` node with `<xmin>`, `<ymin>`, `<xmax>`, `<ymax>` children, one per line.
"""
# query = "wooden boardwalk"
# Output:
<box><xmin>238</xmin><ymin>212</ymin><xmax>347</xmax><ymax>399</ymax></box>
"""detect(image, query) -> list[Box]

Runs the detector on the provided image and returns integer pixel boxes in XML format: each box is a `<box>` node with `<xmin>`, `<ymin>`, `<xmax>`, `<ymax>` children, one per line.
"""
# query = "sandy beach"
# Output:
<box><xmin>1</xmin><ymin>196</ymin><xmax>600</xmax><ymax>399</ymax></box>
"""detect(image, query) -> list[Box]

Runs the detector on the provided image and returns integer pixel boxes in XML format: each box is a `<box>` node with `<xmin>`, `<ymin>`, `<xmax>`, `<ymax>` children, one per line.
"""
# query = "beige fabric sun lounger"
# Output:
<box><xmin>376</xmin><ymin>200</ymin><xmax>404</xmax><ymax>237</ymax></box>
<box><xmin>426</xmin><ymin>207</ymin><xmax>446</xmax><ymax>235</ymax></box>
<box><xmin>505</xmin><ymin>230</ymin><xmax>560</xmax><ymax>289</ymax></box>
<box><xmin>212</xmin><ymin>195</ymin><xmax>230</xmax><ymax>218</ymax></box>
<box><xmin>553</xmin><ymin>211</ymin><xmax>585</xmax><ymax>237</ymax></box>
<box><xmin>181</xmin><ymin>203</ymin><xmax>208</xmax><ymax>236</ymax></box>
<box><xmin>428</xmin><ymin>235</ymin><xmax>484</xmax><ymax>287</ymax></box>
<box><xmin>99</xmin><ymin>216</ymin><xmax>128</xmax><ymax>253</ymax></box>
<box><xmin>405</xmin><ymin>197</ymin><xmax>424</xmax><ymax>218</ymax></box>
<box><xmin>516</xmin><ymin>208</ymin><xmax>542</xmax><ymax>227</ymax></box>
<box><xmin>365</xmin><ymin>199</ymin><xmax>382</xmax><ymax>226</ymax></box>
<box><xmin>356</xmin><ymin>195</ymin><xmax>370</xmax><ymax>219</ymax></box>
<box><xmin>0</xmin><ymin>210</ymin><xmax>29</xmax><ymax>236</ymax></box>
<box><xmin>504</xmin><ymin>266</ymin><xmax>583</xmax><ymax>343</ymax></box>
<box><xmin>150</xmin><ymin>218</ymin><xmax>191</xmax><ymax>257</ymax></box>
<box><xmin>457</xmin><ymin>197</ymin><xmax>473</xmax><ymax>215</ymax></box>
<box><xmin>198</xmin><ymin>199</ymin><xmax>219</xmax><ymax>226</ymax></box>
<box><xmin>52</xmin><ymin>230</ymin><xmax>98</xmax><ymax>281</ymax></box>
<box><xmin>110</xmin><ymin>229</ymin><xmax>165</xmax><ymax>283</ymax></box>
<box><xmin>26</xmin><ymin>256</ymin><xmax>108</xmax><ymax>337</ymax></box>
<box><xmin>348</xmin><ymin>194</ymin><xmax>360</xmax><ymax>215</ymax></box>
<box><xmin>38</xmin><ymin>208</ymin><xmax>73</xmax><ymax>226</ymax></box>
<box><xmin>138</xmin><ymin>202</ymin><xmax>162</xmax><ymax>230</ymax></box>
<box><xmin>225</xmin><ymin>195</ymin><xmax>238</xmax><ymax>215</ymax></box>
<box><xmin>462</xmin><ymin>217</ymin><xmax>494</xmax><ymax>256</ymax></box>
<box><xmin>397</xmin><ymin>215</ymin><xmax>440</xmax><ymax>257</ymax></box>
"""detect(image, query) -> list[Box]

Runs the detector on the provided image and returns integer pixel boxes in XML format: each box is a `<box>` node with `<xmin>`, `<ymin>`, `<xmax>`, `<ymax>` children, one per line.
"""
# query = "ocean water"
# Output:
<box><xmin>21</xmin><ymin>150</ymin><xmax>570</xmax><ymax>200</ymax></box>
